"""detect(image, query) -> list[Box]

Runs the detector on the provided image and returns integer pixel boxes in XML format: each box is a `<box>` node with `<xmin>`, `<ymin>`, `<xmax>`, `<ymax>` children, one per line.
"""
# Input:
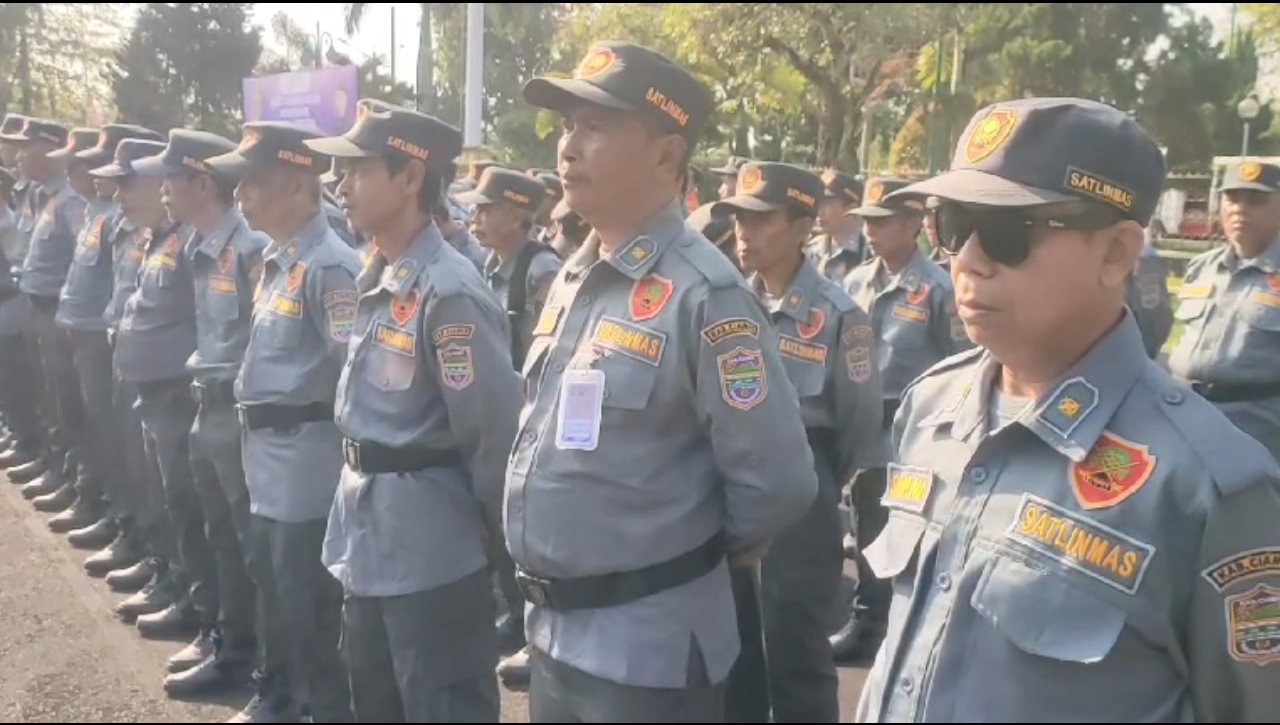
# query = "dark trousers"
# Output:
<box><xmin>69</xmin><ymin>329</ymin><xmax>118</xmax><ymax>513</ymax></box>
<box><xmin>529</xmin><ymin>644</ymin><xmax>725</xmax><ymax>723</ymax></box>
<box><xmin>0</xmin><ymin>332</ymin><xmax>41</xmax><ymax>448</ymax></box>
<box><xmin>189</xmin><ymin>400</ymin><xmax>257</xmax><ymax>647</ymax></box>
<box><xmin>113</xmin><ymin>371</ymin><xmax>167</xmax><ymax>545</ymax></box>
<box><xmin>342</xmin><ymin>568</ymin><xmax>499</xmax><ymax>723</ymax></box>
<box><xmin>725</xmin><ymin>566</ymin><xmax>771</xmax><ymax>722</ymax></box>
<box><xmin>255</xmin><ymin>516</ymin><xmax>351</xmax><ymax>722</ymax></box>
<box><xmin>28</xmin><ymin>298</ymin><xmax>79</xmax><ymax>480</ymax></box>
<box><xmin>852</xmin><ymin>467</ymin><xmax>891</xmax><ymax>617</ymax></box>
<box><xmin>135</xmin><ymin>378</ymin><xmax>216</xmax><ymax>611</ymax></box>
<box><xmin>727</xmin><ymin>483</ymin><xmax>843</xmax><ymax>723</ymax></box>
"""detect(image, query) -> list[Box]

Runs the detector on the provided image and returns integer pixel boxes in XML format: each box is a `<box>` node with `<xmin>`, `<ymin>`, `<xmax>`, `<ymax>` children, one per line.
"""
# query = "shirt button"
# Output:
<box><xmin>899</xmin><ymin>676</ymin><xmax>914</xmax><ymax>694</ymax></box>
<box><xmin>1163</xmin><ymin>389</ymin><xmax>1184</xmax><ymax>405</ymax></box>
<box><xmin>578</xmin><ymin>295</ymin><xmax>592</xmax><ymax>306</ymax></box>
<box><xmin>521</xmin><ymin>431</ymin><xmax>536</xmax><ymax>444</ymax></box>
<box><xmin>552</xmin><ymin>361</ymin><xmax>564</xmax><ymax>372</ymax></box>
<box><xmin>969</xmin><ymin>466</ymin><xmax>988</xmax><ymax>483</ymax></box>
<box><xmin>937</xmin><ymin>572</ymin><xmax>952</xmax><ymax>591</ymax></box>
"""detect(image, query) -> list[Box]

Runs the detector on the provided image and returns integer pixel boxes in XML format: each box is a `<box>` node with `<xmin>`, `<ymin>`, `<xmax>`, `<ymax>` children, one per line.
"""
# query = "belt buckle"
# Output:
<box><xmin>235</xmin><ymin>403</ymin><xmax>247</xmax><ymax>427</ymax></box>
<box><xmin>343</xmin><ymin>439</ymin><xmax>362</xmax><ymax>473</ymax></box>
<box><xmin>516</xmin><ymin>571</ymin><xmax>550</xmax><ymax>607</ymax></box>
<box><xmin>190</xmin><ymin>380</ymin><xmax>204</xmax><ymax>404</ymax></box>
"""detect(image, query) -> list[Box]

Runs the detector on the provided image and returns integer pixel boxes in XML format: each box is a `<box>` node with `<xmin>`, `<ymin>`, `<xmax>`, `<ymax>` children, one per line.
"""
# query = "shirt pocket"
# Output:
<box><xmin>362</xmin><ymin>342</ymin><xmax>416</xmax><ymax>392</ymax></box>
<box><xmin>864</xmin><ymin>511</ymin><xmax>927</xmax><ymax>580</ymax></box>
<box><xmin>1241</xmin><ymin>293</ymin><xmax>1280</xmax><ymax>332</ymax></box>
<box><xmin>1173</xmin><ymin>296</ymin><xmax>1208</xmax><ymax>322</ymax></box>
<box><xmin>74</xmin><ymin>239</ymin><xmax>101</xmax><ymax>266</ymax></box>
<box><xmin>257</xmin><ymin>308</ymin><xmax>303</xmax><ymax>347</ymax></box>
<box><xmin>780</xmin><ymin>352</ymin><xmax>826</xmax><ymax>399</ymax></box>
<box><xmin>204</xmin><ymin>281</ymin><xmax>241</xmax><ymax>321</ymax></box>
<box><xmin>970</xmin><ymin>554</ymin><xmax>1126</xmax><ymax>665</ymax></box>
<box><xmin>598</xmin><ymin>355</ymin><xmax>659</xmax><ymax>413</ymax></box>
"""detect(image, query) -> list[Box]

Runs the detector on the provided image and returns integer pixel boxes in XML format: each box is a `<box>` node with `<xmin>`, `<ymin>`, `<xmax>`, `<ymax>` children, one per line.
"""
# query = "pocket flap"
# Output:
<box><xmin>864</xmin><ymin>512</ymin><xmax>927</xmax><ymax>579</ymax></box>
<box><xmin>971</xmin><ymin>555</ymin><xmax>1126</xmax><ymax>664</ymax></box>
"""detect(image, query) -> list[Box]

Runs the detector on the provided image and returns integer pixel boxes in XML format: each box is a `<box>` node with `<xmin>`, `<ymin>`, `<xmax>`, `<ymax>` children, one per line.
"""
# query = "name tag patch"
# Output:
<box><xmin>208</xmin><ymin>274</ymin><xmax>236</xmax><ymax>295</ymax></box>
<box><xmin>372</xmin><ymin>320</ymin><xmax>415</xmax><ymax>356</ymax></box>
<box><xmin>1226</xmin><ymin>584</ymin><xmax>1280</xmax><ymax>665</ymax></box>
<box><xmin>842</xmin><ymin>324</ymin><xmax>873</xmax><ymax>345</ymax></box>
<box><xmin>779</xmin><ymin>335</ymin><xmax>827</xmax><ymax>364</ymax></box>
<box><xmin>432</xmin><ymin>324</ymin><xmax>475</xmax><ymax>345</ymax></box>
<box><xmin>1247</xmin><ymin>289</ymin><xmax>1280</xmax><ymax>308</ymax></box>
<box><xmin>1203</xmin><ymin>547</ymin><xmax>1280</xmax><ymax>592</ymax></box>
<box><xmin>590</xmin><ymin>316</ymin><xmax>666</xmax><ymax>366</ymax></box>
<box><xmin>1178</xmin><ymin>283</ymin><xmax>1213</xmax><ymax>300</ymax></box>
<box><xmin>882</xmin><ymin>463</ymin><xmax>933</xmax><ymax>514</ymax></box>
<box><xmin>532</xmin><ymin>304</ymin><xmax>563</xmax><ymax>337</ymax></box>
<box><xmin>701</xmin><ymin>317</ymin><xmax>760</xmax><ymax>345</ymax></box>
<box><xmin>1005</xmin><ymin>494</ymin><xmax>1155</xmax><ymax>595</ymax></box>
<box><xmin>892</xmin><ymin>303</ymin><xmax>928</xmax><ymax>324</ymax></box>
<box><xmin>267</xmin><ymin>291</ymin><xmax>303</xmax><ymax>319</ymax></box>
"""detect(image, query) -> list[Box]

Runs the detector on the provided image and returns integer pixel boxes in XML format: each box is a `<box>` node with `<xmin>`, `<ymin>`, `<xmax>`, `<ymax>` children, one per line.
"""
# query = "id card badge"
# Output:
<box><xmin>555</xmin><ymin>369</ymin><xmax>605</xmax><ymax>451</ymax></box>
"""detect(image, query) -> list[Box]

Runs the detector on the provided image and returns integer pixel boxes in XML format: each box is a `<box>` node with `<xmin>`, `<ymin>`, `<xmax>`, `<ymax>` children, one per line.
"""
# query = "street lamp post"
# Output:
<box><xmin>1237</xmin><ymin>94</ymin><xmax>1261</xmax><ymax>157</ymax></box>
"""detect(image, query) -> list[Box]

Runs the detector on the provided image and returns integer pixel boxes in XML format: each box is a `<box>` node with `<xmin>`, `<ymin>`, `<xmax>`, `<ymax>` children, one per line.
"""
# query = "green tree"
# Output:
<box><xmin>1</xmin><ymin>3</ymin><xmax>126</xmax><ymax>122</ymax></box>
<box><xmin>111</xmin><ymin>3</ymin><xmax>264</xmax><ymax>136</ymax></box>
<box><xmin>343</xmin><ymin>2</ymin><xmax>437</xmax><ymax>113</ymax></box>
<box><xmin>259</xmin><ymin>12</ymin><xmax>415</xmax><ymax>108</ymax></box>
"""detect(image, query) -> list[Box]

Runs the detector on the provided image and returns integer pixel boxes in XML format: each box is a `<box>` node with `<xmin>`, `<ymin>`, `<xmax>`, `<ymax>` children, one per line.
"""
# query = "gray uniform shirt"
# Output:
<box><xmin>238</xmin><ymin>212</ymin><xmax>360</xmax><ymax>523</ymax></box>
<box><xmin>805</xmin><ymin>229</ymin><xmax>868</xmax><ymax>284</ymax></box>
<box><xmin>1125</xmin><ymin>241</ymin><xmax>1173</xmax><ymax>359</ymax></box>
<box><xmin>187</xmin><ymin>208</ymin><xmax>267</xmax><ymax>383</ymax></box>
<box><xmin>1167</xmin><ymin>239</ymin><xmax>1280</xmax><ymax>460</ymax></box>
<box><xmin>507</xmin><ymin>201</ymin><xmax>819</xmax><ymax>689</ymax></box>
<box><xmin>483</xmin><ymin>241</ymin><xmax>562</xmax><ymax>363</ymax></box>
<box><xmin>56</xmin><ymin>202</ymin><xmax>119</xmax><ymax>331</ymax></box>
<box><xmin>856</xmin><ymin>313</ymin><xmax>1280</xmax><ymax>722</ymax></box>
<box><xmin>19</xmin><ymin>176</ymin><xmax>86</xmax><ymax>298</ymax></box>
<box><xmin>115</xmin><ymin>224</ymin><xmax>198</xmax><ymax>383</ymax></box>
<box><xmin>103</xmin><ymin>220</ymin><xmax>147</xmax><ymax>330</ymax></box>
<box><xmin>323</xmin><ymin>221</ymin><xmax>521</xmax><ymax>597</ymax></box>
<box><xmin>0</xmin><ymin>206</ymin><xmax>27</xmax><ymax>337</ymax></box>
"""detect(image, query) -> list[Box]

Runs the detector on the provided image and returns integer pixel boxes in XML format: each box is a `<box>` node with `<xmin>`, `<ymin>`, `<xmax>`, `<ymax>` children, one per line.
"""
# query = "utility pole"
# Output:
<box><xmin>463</xmin><ymin>3</ymin><xmax>485</xmax><ymax>147</ymax></box>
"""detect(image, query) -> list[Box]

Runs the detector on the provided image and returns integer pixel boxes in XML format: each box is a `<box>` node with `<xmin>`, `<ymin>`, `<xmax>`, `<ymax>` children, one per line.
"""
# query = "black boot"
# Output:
<box><xmin>116</xmin><ymin>569</ymin><xmax>176</xmax><ymax>622</ymax></box>
<box><xmin>32</xmin><ymin>483</ymin><xmax>76</xmax><ymax>513</ymax></box>
<box><xmin>20</xmin><ymin>472</ymin><xmax>62</xmax><ymax>500</ymax></box>
<box><xmin>495</xmin><ymin>611</ymin><xmax>525</xmax><ymax>654</ymax></box>
<box><xmin>66</xmin><ymin>516</ymin><xmax>119</xmax><ymax>550</ymax></box>
<box><xmin>0</xmin><ymin>442</ymin><xmax>39</xmax><ymax>469</ymax></box>
<box><xmin>497</xmin><ymin>646</ymin><xmax>531</xmax><ymax>689</ymax></box>
<box><xmin>163</xmin><ymin>629</ymin><xmax>255</xmax><ymax>697</ymax></box>
<box><xmin>105</xmin><ymin>556</ymin><xmax>155</xmax><ymax>592</ymax></box>
<box><xmin>48</xmin><ymin>495</ymin><xmax>102</xmax><ymax>533</ymax></box>
<box><xmin>830</xmin><ymin>583</ymin><xmax>890</xmax><ymax>665</ymax></box>
<box><xmin>137</xmin><ymin>601</ymin><xmax>199</xmax><ymax>640</ymax></box>
<box><xmin>8</xmin><ymin>456</ymin><xmax>48</xmax><ymax>484</ymax></box>
<box><xmin>226</xmin><ymin>670</ymin><xmax>300</xmax><ymax>723</ymax></box>
<box><xmin>84</xmin><ymin>529</ymin><xmax>143</xmax><ymax>577</ymax></box>
<box><xmin>166</xmin><ymin>627</ymin><xmax>220</xmax><ymax>674</ymax></box>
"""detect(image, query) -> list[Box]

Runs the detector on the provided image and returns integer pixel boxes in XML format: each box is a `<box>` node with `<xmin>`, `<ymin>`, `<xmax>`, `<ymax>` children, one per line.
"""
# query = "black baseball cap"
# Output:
<box><xmin>4</xmin><ymin>118</ymin><xmax>68</xmax><ymax>147</ymax></box>
<box><xmin>851</xmin><ymin>177</ymin><xmax>925</xmax><ymax>218</ymax></box>
<box><xmin>821</xmin><ymin>169</ymin><xmax>863</xmax><ymax>205</ymax></box>
<box><xmin>1221</xmin><ymin>160</ymin><xmax>1280</xmax><ymax>193</ymax></box>
<box><xmin>531</xmin><ymin>170</ymin><xmax>562</xmax><ymax>197</ymax></box>
<box><xmin>711</xmin><ymin>162</ymin><xmax>824</xmax><ymax>217</ymax></box>
<box><xmin>524</xmin><ymin>41</ymin><xmax>714</xmax><ymax>144</ymax></box>
<box><xmin>132</xmin><ymin>129</ymin><xmax>237</xmax><ymax>178</ymax></box>
<box><xmin>889</xmin><ymin>97</ymin><xmax>1166</xmax><ymax>223</ymax></box>
<box><xmin>304</xmin><ymin>99</ymin><xmax>462</xmax><ymax>175</ymax></box>
<box><xmin>455</xmin><ymin>167</ymin><xmax>547</xmax><ymax>212</ymax></box>
<box><xmin>89</xmin><ymin>139</ymin><xmax>168</xmax><ymax>178</ymax></box>
<box><xmin>208</xmin><ymin>121</ymin><xmax>332</xmax><ymax>177</ymax></box>
<box><xmin>75</xmin><ymin>125</ymin><xmax>164</xmax><ymax>168</ymax></box>
<box><xmin>0</xmin><ymin>114</ymin><xmax>28</xmax><ymax>141</ymax></box>
<box><xmin>688</xmin><ymin>202</ymin><xmax>734</xmax><ymax>248</ymax></box>
<box><xmin>48</xmin><ymin>127</ymin><xmax>101</xmax><ymax>160</ymax></box>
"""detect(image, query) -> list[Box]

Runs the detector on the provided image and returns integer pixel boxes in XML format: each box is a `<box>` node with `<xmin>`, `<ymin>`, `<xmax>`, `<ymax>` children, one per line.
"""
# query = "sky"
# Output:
<box><xmin>252</xmin><ymin>2</ymin><xmax>1239</xmax><ymax>92</ymax></box>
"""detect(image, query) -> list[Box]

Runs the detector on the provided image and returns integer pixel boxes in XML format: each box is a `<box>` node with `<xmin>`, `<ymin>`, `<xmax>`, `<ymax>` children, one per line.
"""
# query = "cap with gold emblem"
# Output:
<box><xmin>89</xmin><ymin>139</ymin><xmax>169</xmax><ymax>179</ymax></box>
<box><xmin>304</xmin><ymin>99</ymin><xmax>462</xmax><ymax>174</ymax></box>
<box><xmin>74</xmin><ymin>124</ymin><xmax>164</xmax><ymax>168</ymax></box>
<box><xmin>2</xmin><ymin>118</ymin><xmax>68</xmax><ymax>148</ymax></box>
<box><xmin>132</xmin><ymin>129</ymin><xmax>238</xmax><ymax>179</ymax></box>
<box><xmin>0</xmin><ymin>113</ymin><xmax>29</xmax><ymax>142</ymax></box>
<box><xmin>454</xmin><ymin>166</ymin><xmax>547</xmax><ymax>212</ymax></box>
<box><xmin>1221</xmin><ymin>160</ymin><xmax>1280</xmax><ymax>193</ymax></box>
<box><xmin>207</xmin><ymin>121</ymin><xmax>332</xmax><ymax>177</ymax></box>
<box><xmin>48</xmin><ymin>128</ymin><xmax>102</xmax><ymax>160</ymax></box>
<box><xmin>523</xmin><ymin>41</ymin><xmax>714</xmax><ymax>143</ymax></box>
<box><xmin>889</xmin><ymin>97</ymin><xmax>1166</xmax><ymax>223</ymax></box>
<box><xmin>850</xmin><ymin>177</ymin><xmax>925</xmax><ymax>218</ymax></box>
<box><xmin>821</xmin><ymin>169</ymin><xmax>863</xmax><ymax>205</ymax></box>
<box><xmin>711</xmin><ymin>162</ymin><xmax>824</xmax><ymax>217</ymax></box>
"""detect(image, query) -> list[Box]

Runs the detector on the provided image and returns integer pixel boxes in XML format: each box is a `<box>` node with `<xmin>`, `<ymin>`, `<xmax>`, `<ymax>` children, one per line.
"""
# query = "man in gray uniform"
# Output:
<box><xmin>52</xmin><ymin>126</ymin><xmax>159</xmax><ymax>546</ymax></box>
<box><xmin>213</xmin><ymin>121</ymin><xmax>361</xmax><ymax>723</ymax></box>
<box><xmin>806</xmin><ymin>169</ymin><xmax>868</xmax><ymax>283</ymax></box>
<box><xmin>0</xmin><ymin>117</ymin><xmax>42</xmax><ymax>473</ymax></box>
<box><xmin>858</xmin><ymin>97</ymin><xmax>1280</xmax><ymax>722</ymax></box>
<box><xmin>514</xmin><ymin>42</ymin><xmax>819</xmax><ymax>721</ymax></box>
<box><xmin>716</xmin><ymin>161</ymin><xmax>885</xmax><ymax>722</ymax></box>
<box><xmin>457</xmin><ymin>165</ymin><xmax>563</xmax><ymax>683</ymax></box>
<box><xmin>112</xmin><ymin>136</ymin><xmax>222</xmax><ymax>642</ymax></box>
<box><xmin>1126</xmin><ymin>230</ymin><xmax>1173</xmax><ymax>359</ymax></box>
<box><xmin>15</xmin><ymin>119</ymin><xmax>88</xmax><ymax>515</ymax></box>
<box><xmin>81</xmin><ymin>139</ymin><xmax>172</xmax><ymax>595</ymax></box>
<box><xmin>1168</xmin><ymin>160</ymin><xmax>1280</xmax><ymax>460</ymax></box>
<box><xmin>833</xmin><ymin>175</ymin><xmax>973</xmax><ymax>663</ymax></box>
<box><xmin>129</xmin><ymin>130</ymin><xmax>266</xmax><ymax>696</ymax></box>
<box><xmin>307</xmin><ymin>100</ymin><xmax>521</xmax><ymax>722</ymax></box>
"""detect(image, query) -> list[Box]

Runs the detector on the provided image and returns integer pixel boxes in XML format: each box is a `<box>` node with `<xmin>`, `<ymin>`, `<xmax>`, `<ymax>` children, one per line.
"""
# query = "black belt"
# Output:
<box><xmin>342</xmin><ymin>438</ymin><xmax>462</xmax><ymax>475</ymax></box>
<box><xmin>238</xmin><ymin>402</ymin><xmax>333</xmax><ymax>431</ymax></box>
<box><xmin>25</xmin><ymin>293</ymin><xmax>57</xmax><ymax>315</ymax></box>
<box><xmin>191</xmin><ymin>379</ymin><xmax>236</xmax><ymax>407</ymax></box>
<box><xmin>1189</xmin><ymin>381</ymin><xmax>1280</xmax><ymax>404</ymax></box>
<box><xmin>883</xmin><ymin>398</ymin><xmax>901</xmax><ymax>423</ymax></box>
<box><xmin>516</xmin><ymin>532</ymin><xmax>725</xmax><ymax>612</ymax></box>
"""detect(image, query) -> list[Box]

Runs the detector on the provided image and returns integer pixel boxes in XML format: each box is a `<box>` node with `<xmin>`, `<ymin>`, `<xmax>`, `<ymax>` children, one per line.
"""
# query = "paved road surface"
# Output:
<box><xmin>0</xmin><ymin>472</ymin><xmax>867</xmax><ymax>722</ymax></box>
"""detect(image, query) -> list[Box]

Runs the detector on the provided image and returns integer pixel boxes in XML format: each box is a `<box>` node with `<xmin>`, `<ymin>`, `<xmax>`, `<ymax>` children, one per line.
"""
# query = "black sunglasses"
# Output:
<box><xmin>935</xmin><ymin>202</ymin><xmax>1125</xmax><ymax>267</ymax></box>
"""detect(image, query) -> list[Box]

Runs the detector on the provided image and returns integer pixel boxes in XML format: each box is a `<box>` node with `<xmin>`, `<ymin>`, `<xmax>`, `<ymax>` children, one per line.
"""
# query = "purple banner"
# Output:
<box><xmin>242</xmin><ymin>65</ymin><xmax>359</xmax><ymax>136</ymax></box>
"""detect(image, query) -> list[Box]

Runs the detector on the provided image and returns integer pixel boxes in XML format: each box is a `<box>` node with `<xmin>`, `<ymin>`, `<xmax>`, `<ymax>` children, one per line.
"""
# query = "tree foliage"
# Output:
<box><xmin>111</xmin><ymin>2</ymin><xmax>263</xmax><ymax>137</ymax></box>
<box><xmin>1</xmin><ymin>3</ymin><xmax>126</xmax><ymax>123</ymax></box>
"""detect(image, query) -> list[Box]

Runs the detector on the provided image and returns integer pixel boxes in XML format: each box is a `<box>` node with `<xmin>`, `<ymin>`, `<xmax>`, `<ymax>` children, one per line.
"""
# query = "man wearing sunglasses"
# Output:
<box><xmin>854</xmin><ymin>97</ymin><xmax>1280</xmax><ymax>722</ymax></box>
<box><xmin>860</xmin><ymin>97</ymin><xmax>1280</xmax><ymax>725</ymax></box>
<box><xmin>1168</xmin><ymin>160</ymin><xmax>1280</xmax><ymax>462</ymax></box>
<box><xmin>831</xmin><ymin>175</ymin><xmax>971</xmax><ymax>665</ymax></box>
